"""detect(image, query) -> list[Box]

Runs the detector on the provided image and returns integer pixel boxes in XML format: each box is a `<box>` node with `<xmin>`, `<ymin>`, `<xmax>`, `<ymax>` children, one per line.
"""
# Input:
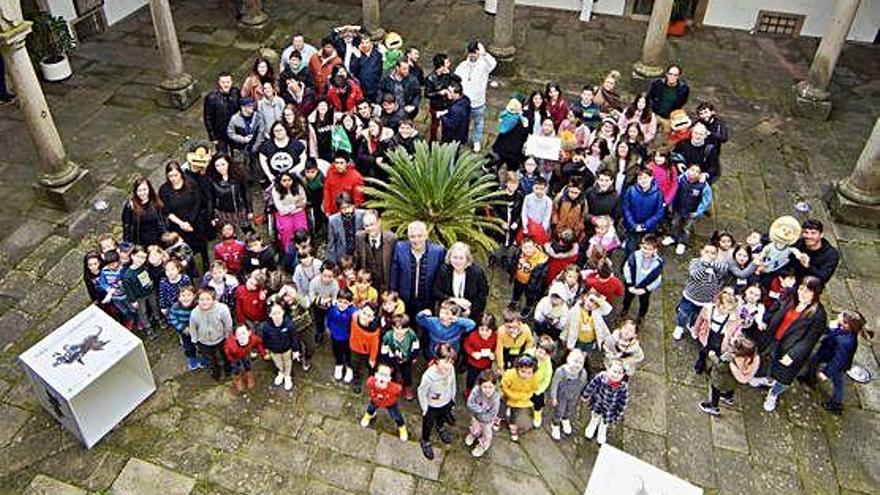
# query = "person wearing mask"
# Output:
<box><xmin>203</xmin><ymin>72</ymin><xmax>241</xmax><ymax>153</ymax></box>
<box><xmin>454</xmin><ymin>41</ymin><xmax>496</xmax><ymax>152</ymax></box>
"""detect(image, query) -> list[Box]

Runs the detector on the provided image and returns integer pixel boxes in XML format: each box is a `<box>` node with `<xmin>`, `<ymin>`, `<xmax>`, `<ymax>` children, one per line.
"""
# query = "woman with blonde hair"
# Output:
<box><xmin>432</xmin><ymin>242</ymin><xmax>489</xmax><ymax>322</ymax></box>
<box><xmin>693</xmin><ymin>286</ymin><xmax>741</xmax><ymax>375</ymax></box>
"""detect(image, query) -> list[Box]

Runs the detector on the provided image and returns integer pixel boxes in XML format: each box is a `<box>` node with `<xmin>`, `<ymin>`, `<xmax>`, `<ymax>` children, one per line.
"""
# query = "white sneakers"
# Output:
<box><xmin>661</xmin><ymin>236</ymin><xmax>675</xmax><ymax>246</ymax></box>
<box><xmin>473</xmin><ymin>142</ymin><xmax>482</xmax><ymax>153</ymax></box>
<box><xmin>749</xmin><ymin>376</ymin><xmax>773</xmax><ymax>388</ymax></box>
<box><xmin>585</xmin><ymin>414</ymin><xmax>600</xmax><ymax>439</ymax></box>
<box><xmin>596</xmin><ymin>422</ymin><xmax>608</xmax><ymax>445</ymax></box>
<box><xmin>471</xmin><ymin>444</ymin><xmax>488</xmax><ymax>457</ymax></box>
<box><xmin>561</xmin><ymin>419</ymin><xmax>572</xmax><ymax>436</ymax></box>
<box><xmin>672</xmin><ymin>326</ymin><xmax>685</xmax><ymax>340</ymax></box>
<box><xmin>274</xmin><ymin>373</ymin><xmax>285</xmax><ymax>386</ymax></box>
<box><xmin>283</xmin><ymin>375</ymin><xmax>293</xmax><ymax>391</ymax></box>
<box><xmin>464</xmin><ymin>434</ymin><xmax>475</xmax><ymax>446</ymax></box>
<box><xmin>675</xmin><ymin>243</ymin><xmax>687</xmax><ymax>255</ymax></box>
<box><xmin>333</xmin><ymin>365</ymin><xmax>343</xmax><ymax>381</ymax></box>
<box><xmin>763</xmin><ymin>392</ymin><xmax>778</xmax><ymax>412</ymax></box>
<box><xmin>343</xmin><ymin>367</ymin><xmax>354</xmax><ymax>383</ymax></box>
<box><xmin>551</xmin><ymin>424</ymin><xmax>562</xmax><ymax>441</ymax></box>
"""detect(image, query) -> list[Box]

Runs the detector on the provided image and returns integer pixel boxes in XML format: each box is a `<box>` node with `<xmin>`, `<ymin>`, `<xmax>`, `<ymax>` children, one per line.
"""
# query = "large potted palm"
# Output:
<box><xmin>363</xmin><ymin>141</ymin><xmax>505</xmax><ymax>254</ymax></box>
<box><xmin>25</xmin><ymin>11</ymin><xmax>76</xmax><ymax>81</ymax></box>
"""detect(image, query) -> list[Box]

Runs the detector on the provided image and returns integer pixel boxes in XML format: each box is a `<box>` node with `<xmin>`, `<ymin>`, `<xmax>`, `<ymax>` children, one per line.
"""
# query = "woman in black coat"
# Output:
<box><xmin>432</xmin><ymin>242</ymin><xmax>489</xmax><ymax>324</ymax></box>
<box><xmin>122</xmin><ymin>176</ymin><xmax>166</xmax><ymax>247</ymax></box>
<box><xmin>757</xmin><ymin>275</ymin><xmax>827</xmax><ymax>412</ymax></box>
<box><xmin>159</xmin><ymin>160</ymin><xmax>211</xmax><ymax>273</ymax></box>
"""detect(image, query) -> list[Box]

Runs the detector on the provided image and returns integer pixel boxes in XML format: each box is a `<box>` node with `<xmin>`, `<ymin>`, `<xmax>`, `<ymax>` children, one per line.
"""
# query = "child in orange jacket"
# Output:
<box><xmin>349</xmin><ymin>303</ymin><xmax>381</xmax><ymax>394</ymax></box>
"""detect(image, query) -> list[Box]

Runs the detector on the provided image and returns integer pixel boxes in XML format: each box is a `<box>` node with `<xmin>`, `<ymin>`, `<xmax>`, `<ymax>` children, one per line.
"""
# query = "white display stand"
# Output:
<box><xmin>18</xmin><ymin>305</ymin><xmax>156</xmax><ymax>448</ymax></box>
<box><xmin>586</xmin><ymin>444</ymin><xmax>703</xmax><ymax>495</ymax></box>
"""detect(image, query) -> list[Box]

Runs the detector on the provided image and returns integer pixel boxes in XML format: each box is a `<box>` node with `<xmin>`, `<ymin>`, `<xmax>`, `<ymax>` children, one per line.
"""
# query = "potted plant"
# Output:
<box><xmin>667</xmin><ymin>0</ymin><xmax>688</xmax><ymax>37</ymax></box>
<box><xmin>25</xmin><ymin>12</ymin><xmax>76</xmax><ymax>81</ymax></box>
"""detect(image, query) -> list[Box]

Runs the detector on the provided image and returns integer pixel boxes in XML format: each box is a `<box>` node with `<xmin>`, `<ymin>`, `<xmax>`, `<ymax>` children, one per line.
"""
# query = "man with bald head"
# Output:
<box><xmin>390</xmin><ymin>221</ymin><xmax>446</xmax><ymax>318</ymax></box>
<box><xmin>673</xmin><ymin>121</ymin><xmax>721</xmax><ymax>183</ymax></box>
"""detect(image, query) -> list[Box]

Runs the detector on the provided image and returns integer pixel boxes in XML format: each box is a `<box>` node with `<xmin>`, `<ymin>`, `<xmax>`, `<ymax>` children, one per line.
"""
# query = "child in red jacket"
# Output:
<box><xmin>224</xmin><ymin>326</ymin><xmax>267</xmax><ymax>393</ymax></box>
<box><xmin>213</xmin><ymin>223</ymin><xmax>246</xmax><ymax>277</ymax></box>
<box><xmin>463</xmin><ymin>314</ymin><xmax>499</xmax><ymax>399</ymax></box>
<box><xmin>235</xmin><ymin>270</ymin><xmax>268</xmax><ymax>329</ymax></box>
<box><xmin>360</xmin><ymin>364</ymin><xmax>408</xmax><ymax>441</ymax></box>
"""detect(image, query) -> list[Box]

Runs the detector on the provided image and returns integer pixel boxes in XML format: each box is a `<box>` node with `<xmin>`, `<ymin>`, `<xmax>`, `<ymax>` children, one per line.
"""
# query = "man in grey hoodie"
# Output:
<box><xmin>189</xmin><ymin>287</ymin><xmax>234</xmax><ymax>380</ymax></box>
<box><xmin>418</xmin><ymin>343</ymin><xmax>457</xmax><ymax>460</ymax></box>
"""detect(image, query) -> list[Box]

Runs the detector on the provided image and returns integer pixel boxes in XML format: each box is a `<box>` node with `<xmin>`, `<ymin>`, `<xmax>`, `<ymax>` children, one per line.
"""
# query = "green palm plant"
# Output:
<box><xmin>362</xmin><ymin>141</ymin><xmax>506</xmax><ymax>254</ymax></box>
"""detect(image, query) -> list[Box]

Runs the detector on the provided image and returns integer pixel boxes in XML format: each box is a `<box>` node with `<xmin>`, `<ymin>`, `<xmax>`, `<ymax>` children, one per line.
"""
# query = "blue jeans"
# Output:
<box><xmin>675</xmin><ymin>297</ymin><xmax>701</xmax><ymax>329</ymax></box>
<box><xmin>470</xmin><ymin>104</ymin><xmax>486</xmax><ymax>145</ymax></box>
<box><xmin>367</xmin><ymin>402</ymin><xmax>405</xmax><ymax>427</ymax></box>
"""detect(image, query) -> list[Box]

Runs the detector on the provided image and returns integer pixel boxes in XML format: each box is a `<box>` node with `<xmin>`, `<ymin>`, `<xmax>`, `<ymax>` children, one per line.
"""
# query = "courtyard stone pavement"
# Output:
<box><xmin>0</xmin><ymin>0</ymin><xmax>878</xmax><ymax>493</ymax></box>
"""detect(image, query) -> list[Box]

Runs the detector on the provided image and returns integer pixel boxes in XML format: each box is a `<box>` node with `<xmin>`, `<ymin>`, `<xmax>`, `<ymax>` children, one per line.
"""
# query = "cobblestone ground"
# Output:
<box><xmin>0</xmin><ymin>0</ymin><xmax>879</xmax><ymax>494</ymax></box>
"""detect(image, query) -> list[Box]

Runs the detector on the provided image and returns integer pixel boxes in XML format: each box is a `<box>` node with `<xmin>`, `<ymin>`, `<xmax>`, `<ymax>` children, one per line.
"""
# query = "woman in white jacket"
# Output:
<box><xmin>561</xmin><ymin>291</ymin><xmax>612</xmax><ymax>356</ymax></box>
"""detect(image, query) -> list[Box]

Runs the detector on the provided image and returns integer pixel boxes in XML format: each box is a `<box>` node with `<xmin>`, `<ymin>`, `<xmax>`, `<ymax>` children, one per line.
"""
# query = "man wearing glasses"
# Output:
<box><xmin>646</xmin><ymin>64</ymin><xmax>690</xmax><ymax>132</ymax></box>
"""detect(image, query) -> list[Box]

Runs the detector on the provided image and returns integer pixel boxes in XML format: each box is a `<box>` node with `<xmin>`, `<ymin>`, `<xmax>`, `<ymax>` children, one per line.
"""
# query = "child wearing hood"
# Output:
<box><xmin>465</xmin><ymin>370</ymin><xmax>502</xmax><ymax>457</ymax></box>
<box><xmin>548</xmin><ymin>348</ymin><xmax>589</xmax><ymax>440</ymax></box>
<box><xmin>418</xmin><ymin>343</ymin><xmax>458</xmax><ymax>460</ymax></box>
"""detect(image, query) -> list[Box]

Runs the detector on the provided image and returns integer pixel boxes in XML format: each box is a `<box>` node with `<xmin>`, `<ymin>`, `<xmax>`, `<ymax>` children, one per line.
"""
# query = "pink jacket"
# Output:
<box><xmin>694</xmin><ymin>304</ymin><xmax>742</xmax><ymax>349</ymax></box>
<box><xmin>650</xmin><ymin>162</ymin><xmax>678</xmax><ymax>206</ymax></box>
<box><xmin>617</xmin><ymin>111</ymin><xmax>658</xmax><ymax>144</ymax></box>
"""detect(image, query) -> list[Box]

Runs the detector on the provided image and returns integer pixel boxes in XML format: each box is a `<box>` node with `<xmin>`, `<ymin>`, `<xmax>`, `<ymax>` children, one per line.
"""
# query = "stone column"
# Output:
<box><xmin>238</xmin><ymin>0</ymin><xmax>269</xmax><ymax>40</ymax></box>
<box><xmin>0</xmin><ymin>22</ymin><xmax>91</xmax><ymax>211</ymax></box>
<box><xmin>829</xmin><ymin>117</ymin><xmax>880</xmax><ymax>228</ymax></box>
<box><xmin>488</xmin><ymin>0</ymin><xmax>516</xmax><ymax>76</ymax></box>
<box><xmin>362</xmin><ymin>0</ymin><xmax>385</xmax><ymax>40</ymax></box>
<box><xmin>149</xmin><ymin>0</ymin><xmax>198</xmax><ymax>110</ymax></box>
<box><xmin>794</xmin><ymin>0</ymin><xmax>861</xmax><ymax>120</ymax></box>
<box><xmin>632</xmin><ymin>0</ymin><xmax>674</xmax><ymax>78</ymax></box>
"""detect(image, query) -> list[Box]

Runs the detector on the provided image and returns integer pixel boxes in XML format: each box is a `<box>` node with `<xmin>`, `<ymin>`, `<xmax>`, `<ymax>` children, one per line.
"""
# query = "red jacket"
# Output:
<box><xmin>223</xmin><ymin>333</ymin><xmax>267</xmax><ymax>363</ymax></box>
<box><xmin>463</xmin><ymin>330</ymin><xmax>497</xmax><ymax>370</ymax></box>
<box><xmin>214</xmin><ymin>239</ymin><xmax>246</xmax><ymax>275</ymax></box>
<box><xmin>322</xmin><ymin>163</ymin><xmax>365</xmax><ymax>215</ymax></box>
<box><xmin>366</xmin><ymin>376</ymin><xmax>402</xmax><ymax>409</ymax></box>
<box><xmin>327</xmin><ymin>80</ymin><xmax>364</xmax><ymax>113</ymax></box>
<box><xmin>586</xmin><ymin>273</ymin><xmax>625</xmax><ymax>302</ymax></box>
<box><xmin>308</xmin><ymin>51</ymin><xmax>342</xmax><ymax>95</ymax></box>
<box><xmin>235</xmin><ymin>284</ymin><xmax>267</xmax><ymax>324</ymax></box>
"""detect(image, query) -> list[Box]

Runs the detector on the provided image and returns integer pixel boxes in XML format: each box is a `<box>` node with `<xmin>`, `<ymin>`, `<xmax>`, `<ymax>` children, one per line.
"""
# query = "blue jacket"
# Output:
<box><xmin>440</xmin><ymin>96</ymin><xmax>471</xmax><ymax>144</ymax></box>
<box><xmin>350</xmin><ymin>49</ymin><xmax>384</xmax><ymax>102</ymax></box>
<box><xmin>326</xmin><ymin>304</ymin><xmax>357</xmax><ymax>342</ymax></box>
<box><xmin>672</xmin><ymin>175</ymin><xmax>712</xmax><ymax>218</ymax></box>
<box><xmin>390</xmin><ymin>241</ymin><xmax>446</xmax><ymax>307</ymax></box>
<box><xmin>622</xmin><ymin>181</ymin><xmax>665</xmax><ymax>233</ymax></box>
<box><xmin>416</xmin><ymin>311</ymin><xmax>476</xmax><ymax>356</ymax></box>
<box><xmin>814</xmin><ymin>325</ymin><xmax>857</xmax><ymax>377</ymax></box>
<box><xmin>260</xmin><ymin>316</ymin><xmax>301</xmax><ymax>354</ymax></box>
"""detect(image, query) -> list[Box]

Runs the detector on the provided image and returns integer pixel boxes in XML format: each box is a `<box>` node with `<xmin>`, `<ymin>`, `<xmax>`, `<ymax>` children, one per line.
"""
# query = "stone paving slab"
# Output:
<box><xmin>370</xmin><ymin>466</ymin><xmax>417</xmax><ymax>495</ymax></box>
<box><xmin>110</xmin><ymin>458</ymin><xmax>195</xmax><ymax>495</ymax></box>
<box><xmin>710</xmin><ymin>408</ymin><xmax>749</xmax><ymax>454</ymax></box>
<box><xmin>23</xmin><ymin>475</ymin><xmax>85</xmax><ymax>495</ymax></box>
<box><xmin>308</xmin><ymin>447</ymin><xmax>374</xmax><ymax>493</ymax></box>
<box><xmin>375</xmin><ymin>432</ymin><xmax>443</xmax><ymax>481</ymax></box>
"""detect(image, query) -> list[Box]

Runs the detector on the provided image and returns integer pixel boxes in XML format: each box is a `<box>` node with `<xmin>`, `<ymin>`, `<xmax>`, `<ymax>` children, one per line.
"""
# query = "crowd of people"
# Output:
<box><xmin>82</xmin><ymin>24</ymin><xmax>872</xmax><ymax>462</ymax></box>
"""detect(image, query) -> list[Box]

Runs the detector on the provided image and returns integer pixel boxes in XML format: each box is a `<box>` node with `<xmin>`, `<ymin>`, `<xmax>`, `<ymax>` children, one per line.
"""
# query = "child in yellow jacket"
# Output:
<box><xmin>531</xmin><ymin>335</ymin><xmax>556</xmax><ymax>428</ymax></box>
<box><xmin>495</xmin><ymin>307</ymin><xmax>536</xmax><ymax>371</ymax></box>
<box><xmin>499</xmin><ymin>355</ymin><xmax>539</xmax><ymax>442</ymax></box>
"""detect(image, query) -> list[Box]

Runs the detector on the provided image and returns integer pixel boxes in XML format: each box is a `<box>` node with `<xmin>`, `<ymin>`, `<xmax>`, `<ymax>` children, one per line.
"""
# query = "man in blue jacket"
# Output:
<box><xmin>438</xmin><ymin>81</ymin><xmax>471</xmax><ymax>145</ymax></box>
<box><xmin>350</xmin><ymin>34</ymin><xmax>383</xmax><ymax>103</ymax></box>
<box><xmin>390</xmin><ymin>221</ymin><xmax>447</xmax><ymax>354</ymax></box>
<box><xmin>663</xmin><ymin>163</ymin><xmax>713</xmax><ymax>256</ymax></box>
<box><xmin>621</xmin><ymin>168</ymin><xmax>665</xmax><ymax>257</ymax></box>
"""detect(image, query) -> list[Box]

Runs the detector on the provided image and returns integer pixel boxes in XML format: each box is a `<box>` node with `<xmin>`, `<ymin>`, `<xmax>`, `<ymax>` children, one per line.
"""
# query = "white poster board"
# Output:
<box><xmin>586</xmin><ymin>444</ymin><xmax>703</xmax><ymax>495</ymax></box>
<box><xmin>18</xmin><ymin>305</ymin><xmax>156</xmax><ymax>448</ymax></box>
<box><xmin>525</xmin><ymin>135</ymin><xmax>562</xmax><ymax>161</ymax></box>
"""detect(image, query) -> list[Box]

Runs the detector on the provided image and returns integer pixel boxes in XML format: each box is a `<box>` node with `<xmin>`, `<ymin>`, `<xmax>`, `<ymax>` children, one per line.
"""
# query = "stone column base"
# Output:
<box><xmin>237</xmin><ymin>14</ymin><xmax>270</xmax><ymax>41</ymax></box>
<box><xmin>157</xmin><ymin>76</ymin><xmax>199</xmax><ymax>110</ymax></box>
<box><xmin>33</xmin><ymin>168</ymin><xmax>94</xmax><ymax>212</ymax></box>
<box><xmin>793</xmin><ymin>81</ymin><xmax>831</xmax><ymax>120</ymax></box>
<box><xmin>828</xmin><ymin>183</ymin><xmax>880</xmax><ymax>229</ymax></box>
<box><xmin>632</xmin><ymin>61</ymin><xmax>664</xmax><ymax>79</ymax></box>
<box><xmin>489</xmin><ymin>45</ymin><xmax>516</xmax><ymax>77</ymax></box>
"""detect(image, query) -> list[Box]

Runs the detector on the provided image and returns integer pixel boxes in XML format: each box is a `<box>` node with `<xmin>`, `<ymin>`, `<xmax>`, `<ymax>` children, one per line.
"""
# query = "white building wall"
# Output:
<box><xmin>702</xmin><ymin>0</ymin><xmax>880</xmax><ymax>43</ymax></box>
<box><xmin>102</xmin><ymin>0</ymin><xmax>148</xmax><ymax>25</ymax></box>
<box><xmin>44</xmin><ymin>0</ymin><xmax>77</xmax><ymax>21</ymax></box>
<box><xmin>515</xmin><ymin>0</ymin><xmax>625</xmax><ymax>15</ymax></box>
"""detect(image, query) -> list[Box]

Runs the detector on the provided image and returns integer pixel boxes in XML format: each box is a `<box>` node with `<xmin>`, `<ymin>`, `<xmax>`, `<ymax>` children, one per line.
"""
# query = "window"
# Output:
<box><xmin>755</xmin><ymin>10</ymin><xmax>805</xmax><ymax>37</ymax></box>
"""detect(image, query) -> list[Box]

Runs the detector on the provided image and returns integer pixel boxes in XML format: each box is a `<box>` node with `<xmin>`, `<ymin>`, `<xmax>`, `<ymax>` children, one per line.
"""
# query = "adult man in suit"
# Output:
<box><xmin>355</xmin><ymin>210</ymin><xmax>398</xmax><ymax>291</ymax></box>
<box><xmin>326</xmin><ymin>192</ymin><xmax>364</xmax><ymax>264</ymax></box>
